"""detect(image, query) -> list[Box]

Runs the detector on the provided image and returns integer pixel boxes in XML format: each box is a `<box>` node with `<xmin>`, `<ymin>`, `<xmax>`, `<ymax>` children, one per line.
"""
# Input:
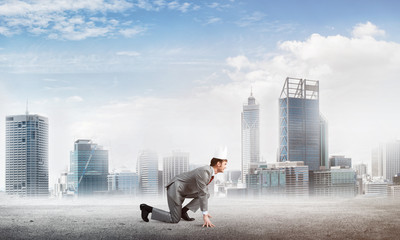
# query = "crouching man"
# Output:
<box><xmin>140</xmin><ymin>157</ymin><xmax>227</xmax><ymax>227</ymax></box>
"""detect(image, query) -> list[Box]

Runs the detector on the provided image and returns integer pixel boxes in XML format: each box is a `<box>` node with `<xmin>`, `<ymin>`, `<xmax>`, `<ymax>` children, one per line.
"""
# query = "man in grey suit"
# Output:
<box><xmin>140</xmin><ymin>157</ymin><xmax>227</xmax><ymax>227</ymax></box>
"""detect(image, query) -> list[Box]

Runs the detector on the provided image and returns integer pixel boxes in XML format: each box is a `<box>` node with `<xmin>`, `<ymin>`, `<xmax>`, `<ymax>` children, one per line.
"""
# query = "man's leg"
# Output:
<box><xmin>184</xmin><ymin>193</ymin><xmax>210</xmax><ymax>213</ymax></box>
<box><xmin>150</xmin><ymin>183</ymin><xmax>182</xmax><ymax>223</ymax></box>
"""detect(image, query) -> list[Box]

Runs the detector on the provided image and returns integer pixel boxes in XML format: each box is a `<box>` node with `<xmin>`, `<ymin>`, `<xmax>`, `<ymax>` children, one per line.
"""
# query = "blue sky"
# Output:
<box><xmin>1</xmin><ymin>0</ymin><xmax>400</xmax><ymax>189</ymax></box>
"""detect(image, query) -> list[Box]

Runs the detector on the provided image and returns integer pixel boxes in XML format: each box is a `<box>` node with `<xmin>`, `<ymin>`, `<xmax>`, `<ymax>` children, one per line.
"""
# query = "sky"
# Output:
<box><xmin>1</xmin><ymin>0</ymin><xmax>400</xmax><ymax>190</ymax></box>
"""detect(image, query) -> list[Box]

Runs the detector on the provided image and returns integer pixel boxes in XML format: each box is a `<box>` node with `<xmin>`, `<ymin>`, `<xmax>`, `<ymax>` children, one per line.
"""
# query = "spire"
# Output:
<box><xmin>248</xmin><ymin>87</ymin><xmax>255</xmax><ymax>105</ymax></box>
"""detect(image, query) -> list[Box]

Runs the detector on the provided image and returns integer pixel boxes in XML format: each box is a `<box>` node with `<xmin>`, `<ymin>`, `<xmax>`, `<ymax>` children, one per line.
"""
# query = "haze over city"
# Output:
<box><xmin>1</xmin><ymin>0</ymin><xmax>400</xmax><ymax>191</ymax></box>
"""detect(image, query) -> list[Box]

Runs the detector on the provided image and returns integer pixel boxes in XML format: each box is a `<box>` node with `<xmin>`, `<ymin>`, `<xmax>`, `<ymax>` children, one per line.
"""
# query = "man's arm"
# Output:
<box><xmin>195</xmin><ymin>169</ymin><xmax>210</xmax><ymax>212</ymax></box>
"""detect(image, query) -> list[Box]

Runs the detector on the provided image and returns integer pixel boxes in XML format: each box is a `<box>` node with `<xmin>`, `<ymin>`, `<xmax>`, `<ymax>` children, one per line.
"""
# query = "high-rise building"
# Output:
<box><xmin>330</xmin><ymin>155</ymin><xmax>352</xmax><ymax>169</ymax></box>
<box><xmin>108</xmin><ymin>170</ymin><xmax>139</xmax><ymax>195</ymax></box>
<box><xmin>320</xmin><ymin>115</ymin><xmax>329</xmax><ymax>170</ymax></box>
<box><xmin>163</xmin><ymin>151</ymin><xmax>189</xmax><ymax>195</ymax></box>
<box><xmin>137</xmin><ymin>150</ymin><xmax>159</xmax><ymax>196</ymax></box>
<box><xmin>279</xmin><ymin>78</ymin><xmax>321</xmax><ymax>171</ymax></box>
<box><xmin>241</xmin><ymin>90</ymin><xmax>260</xmax><ymax>184</ymax></box>
<box><xmin>371</xmin><ymin>147</ymin><xmax>381</xmax><ymax>177</ymax></box>
<box><xmin>6</xmin><ymin>114</ymin><xmax>49</xmax><ymax>197</ymax></box>
<box><xmin>68</xmin><ymin>139</ymin><xmax>109</xmax><ymax>196</ymax></box>
<box><xmin>371</xmin><ymin>141</ymin><xmax>400</xmax><ymax>182</ymax></box>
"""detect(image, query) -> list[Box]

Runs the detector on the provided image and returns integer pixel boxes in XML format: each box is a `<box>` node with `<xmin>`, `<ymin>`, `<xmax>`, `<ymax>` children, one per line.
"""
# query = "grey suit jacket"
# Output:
<box><xmin>166</xmin><ymin>165</ymin><xmax>213</xmax><ymax>212</ymax></box>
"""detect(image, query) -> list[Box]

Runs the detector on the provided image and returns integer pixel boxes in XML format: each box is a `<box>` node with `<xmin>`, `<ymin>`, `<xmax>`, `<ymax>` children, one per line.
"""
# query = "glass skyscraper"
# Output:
<box><xmin>137</xmin><ymin>149</ymin><xmax>159</xmax><ymax>196</ymax></box>
<box><xmin>68</xmin><ymin>139</ymin><xmax>109</xmax><ymax>196</ymax></box>
<box><xmin>6</xmin><ymin>114</ymin><xmax>49</xmax><ymax>197</ymax></box>
<box><xmin>241</xmin><ymin>91</ymin><xmax>260</xmax><ymax>184</ymax></box>
<box><xmin>279</xmin><ymin>78</ymin><xmax>321</xmax><ymax>171</ymax></box>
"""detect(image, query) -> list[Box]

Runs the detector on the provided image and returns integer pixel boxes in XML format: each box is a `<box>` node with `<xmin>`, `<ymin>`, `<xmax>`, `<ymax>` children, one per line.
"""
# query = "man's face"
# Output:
<box><xmin>217</xmin><ymin>161</ymin><xmax>227</xmax><ymax>173</ymax></box>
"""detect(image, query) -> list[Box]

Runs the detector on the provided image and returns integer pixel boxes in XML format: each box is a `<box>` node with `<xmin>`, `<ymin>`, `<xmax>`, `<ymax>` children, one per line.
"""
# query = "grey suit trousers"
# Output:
<box><xmin>151</xmin><ymin>182</ymin><xmax>210</xmax><ymax>223</ymax></box>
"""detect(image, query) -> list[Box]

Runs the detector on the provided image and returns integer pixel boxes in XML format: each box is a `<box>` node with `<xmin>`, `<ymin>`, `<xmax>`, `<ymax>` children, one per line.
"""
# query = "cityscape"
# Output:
<box><xmin>3</xmin><ymin>77</ymin><xmax>400</xmax><ymax>199</ymax></box>
<box><xmin>1</xmin><ymin>1</ymin><xmax>400</xmax><ymax>239</ymax></box>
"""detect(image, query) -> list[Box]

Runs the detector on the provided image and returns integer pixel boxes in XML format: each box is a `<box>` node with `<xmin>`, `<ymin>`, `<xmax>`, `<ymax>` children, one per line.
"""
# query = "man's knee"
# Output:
<box><xmin>171</xmin><ymin>216</ymin><xmax>181</xmax><ymax>223</ymax></box>
<box><xmin>207</xmin><ymin>193</ymin><xmax>210</xmax><ymax>199</ymax></box>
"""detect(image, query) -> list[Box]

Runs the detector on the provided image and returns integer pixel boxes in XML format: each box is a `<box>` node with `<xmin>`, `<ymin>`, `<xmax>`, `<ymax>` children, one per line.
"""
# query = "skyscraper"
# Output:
<box><xmin>241</xmin><ymin>90</ymin><xmax>260</xmax><ymax>184</ymax></box>
<box><xmin>68</xmin><ymin>139</ymin><xmax>109</xmax><ymax>196</ymax></box>
<box><xmin>371</xmin><ymin>141</ymin><xmax>400</xmax><ymax>183</ymax></box>
<box><xmin>163</xmin><ymin>151</ymin><xmax>189</xmax><ymax>195</ymax></box>
<box><xmin>279</xmin><ymin>78</ymin><xmax>321</xmax><ymax>171</ymax></box>
<box><xmin>137</xmin><ymin>149</ymin><xmax>159</xmax><ymax>196</ymax></box>
<box><xmin>320</xmin><ymin>115</ymin><xmax>329</xmax><ymax>169</ymax></box>
<box><xmin>6</xmin><ymin>114</ymin><xmax>49</xmax><ymax>197</ymax></box>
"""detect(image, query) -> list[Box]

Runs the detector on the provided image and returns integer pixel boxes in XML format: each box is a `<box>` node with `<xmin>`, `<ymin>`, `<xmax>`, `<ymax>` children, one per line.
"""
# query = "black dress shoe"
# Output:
<box><xmin>140</xmin><ymin>204</ymin><xmax>152</xmax><ymax>222</ymax></box>
<box><xmin>181</xmin><ymin>210</ymin><xmax>195</xmax><ymax>221</ymax></box>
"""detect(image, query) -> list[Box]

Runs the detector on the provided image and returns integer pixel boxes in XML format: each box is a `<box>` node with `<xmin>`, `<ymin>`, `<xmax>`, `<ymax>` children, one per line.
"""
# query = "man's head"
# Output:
<box><xmin>210</xmin><ymin>158</ymin><xmax>228</xmax><ymax>173</ymax></box>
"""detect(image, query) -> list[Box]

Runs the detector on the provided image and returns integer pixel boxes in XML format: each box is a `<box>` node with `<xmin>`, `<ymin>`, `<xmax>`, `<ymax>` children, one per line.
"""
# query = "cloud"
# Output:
<box><xmin>119</xmin><ymin>26</ymin><xmax>147</xmax><ymax>37</ymax></box>
<box><xmin>352</xmin><ymin>21</ymin><xmax>385</xmax><ymax>38</ymax></box>
<box><xmin>0</xmin><ymin>0</ymin><xmax>142</xmax><ymax>40</ymax></box>
<box><xmin>116</xmin><ymin>51</ymin><xmax>141</xmax><ymax>57</ymax></box>
<box><xmin>206</xmin><ymin>17</ymin><xmax>221</xmax><ymax>25</ymax></box>
<box><xmin>66</xmin><ymin>96</ymin><xmax>84</xmax><ymax>103</ymax></box>
<box><xmin>135</xmin><ymin>0</ymin><xmax>196</xmax><ymax>12</ymax></box>
<box><xmin>235</xmin><ymin>11</ymin><xmax>266</xmax><ymax>27</ymax></box>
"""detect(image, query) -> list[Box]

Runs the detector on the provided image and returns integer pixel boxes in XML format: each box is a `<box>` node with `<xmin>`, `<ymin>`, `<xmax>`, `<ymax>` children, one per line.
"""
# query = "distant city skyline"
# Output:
<box><xmin>1</xmin><ymin>1</ymin><xmax>400</xmax><ymax>190</ymax></box>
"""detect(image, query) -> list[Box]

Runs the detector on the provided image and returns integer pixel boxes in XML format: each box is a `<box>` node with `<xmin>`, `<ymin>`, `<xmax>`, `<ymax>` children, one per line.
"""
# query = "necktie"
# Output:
<box><xmin>207</xmin><ymin>176</ymin><xmax>214</xmax><ymax>185</ymax></box>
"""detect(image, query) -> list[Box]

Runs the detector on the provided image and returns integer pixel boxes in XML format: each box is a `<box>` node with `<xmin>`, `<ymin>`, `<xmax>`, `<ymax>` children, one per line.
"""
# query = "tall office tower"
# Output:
<box><xmin>241</xmin><ymin>90</ymin><xmax>260</xmax><ymax>184</ymax></box>
<box><xmin>68</xmin><ymin>139</ymin><xmax>109</xmax><ymax>196</ymax></box>
<box><xmin>6</xmin><ymin>114</ymin><xmax>49</xmax><ymax>197</ymax></box>
<box><xmin>320</xmin><ymin>115</ymin><xmax>329</xmax><ymax>170</ymax></box>
<box><xmin>279</xmin><ymin>78</ymin><xmax>321</xmax><ymax>171</ymax></box>
<box><xmin>108</xmin><ymin>170</ymin><xmax>139</xmax><ymax>195</ymax></box>
<box><xmin>330</xmin><ymin>155</ymin><xmax>352</xmax><ymax>169</ymax></box>
<box><xmin>371</xmin><ymin>147</ymin><xmax>382</xmax><ymax>177</ymax></box>
<box><xmin>371</xmin><ymin>141</ymin><xmax>400</xmax><ymax>182</ymax></box>
<box><xmin>137</xmin><ymin>150</ymin><xmax>159</xmax><ymax>196</ymax></box>
<box><xmin>163</xmin><ymin>151</ymin><xmax>189</xmax><ymax>194</ymax></box>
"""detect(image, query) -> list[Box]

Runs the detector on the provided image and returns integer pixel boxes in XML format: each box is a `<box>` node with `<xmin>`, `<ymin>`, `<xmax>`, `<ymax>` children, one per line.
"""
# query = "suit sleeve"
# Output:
<box><xmin>195</xmin><ymin>169</ymin><xmax>210</xmax><ymax>212</ymax></box>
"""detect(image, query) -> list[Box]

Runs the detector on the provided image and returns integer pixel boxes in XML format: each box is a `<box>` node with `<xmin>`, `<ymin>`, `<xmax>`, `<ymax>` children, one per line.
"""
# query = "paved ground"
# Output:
<box><xmin>0</xmin><ymin>196</ymin><xmax>399</xmax><ymax>240</ymax></box>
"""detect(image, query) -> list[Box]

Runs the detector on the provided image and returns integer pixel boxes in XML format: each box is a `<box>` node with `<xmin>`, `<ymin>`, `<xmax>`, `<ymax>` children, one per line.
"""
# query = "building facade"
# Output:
<box><xmin>279</xmin><ymin>78</ymin><xmax>321</xmax><ymax>171</ymax></box>
<box><xmin>241</xmin><ymin>91</ymin><xmax>260</xmax><ymax>184</ymax></box>
<box><xmin>354</xmin><ymin>163</ymin><xmax>367</xmax><ymax>177</ymax></box>
<box><xmin>163</xmin><ymin>151</ymin><xmax>189</xmax><ymax>194</ymax></box>
<box><xmin>6</xmin><ymin>114</ymin><xmax>49</xmax><ymax>197</ymax></box>
<box><xmin>371</xmin><ymin>141</ymin><xmax>400</xmax><ymax>182</ymax></box>
<box><xmin>68</xmin><ymin>139</ymin><xmax>109</xmax><ymax>196</ymax></box>
<box><xmin>320</xmin><ymin>115</ymin><xmax>329</xmax><ymax>170</ymax></box>
<box><xmin>330</xmin><ymin>155</ymin><xmax>352</xmax><ymax>169</ymax></box>
<box><xmin>137</xmin><ymin>149</ymin><xmax>159</xmax><ymax>196</ymax></box>
<box><xmin>247</xmin><ymin>167</ymin><xmax>286</xmax><ymax>197</ymax></box>
<box><xmin>273</xmin><ymin>161</ymin><xmax>309</xmax><ymax>197</ymax></box>
<box><xmin>108</xmin><ymin>171</ymin><xmax>139</xmax><ymax>195</ymax></box>
<box><xmin>313</xmin><ymin>168</ymin><xmax>357</xmax><ymax>198</ymax></box>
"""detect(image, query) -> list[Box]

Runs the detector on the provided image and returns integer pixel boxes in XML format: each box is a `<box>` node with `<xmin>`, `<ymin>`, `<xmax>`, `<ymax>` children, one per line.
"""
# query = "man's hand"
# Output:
<box><xmin>202</xmin><ymin>214</ymin><xmax>215</xmax><ymax>228</ymax></box>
